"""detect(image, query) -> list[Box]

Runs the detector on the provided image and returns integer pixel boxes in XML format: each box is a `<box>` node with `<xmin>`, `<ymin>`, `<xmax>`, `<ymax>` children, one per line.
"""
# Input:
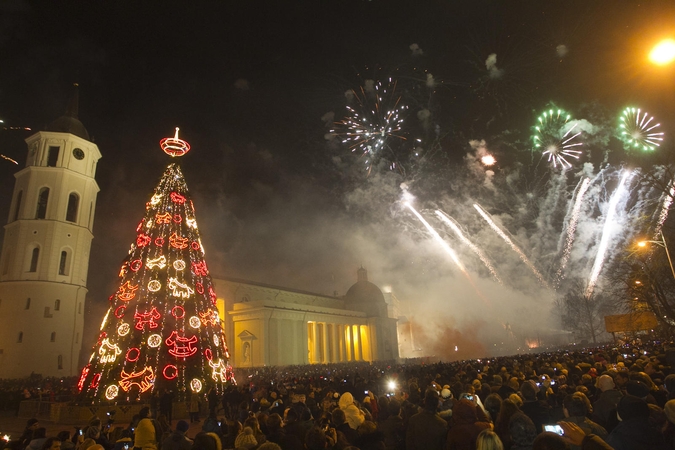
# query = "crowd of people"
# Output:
<box><xmin>2</xmin><ymin>339</ymin><xmax>675</xmax><ymax>450</ymax></box>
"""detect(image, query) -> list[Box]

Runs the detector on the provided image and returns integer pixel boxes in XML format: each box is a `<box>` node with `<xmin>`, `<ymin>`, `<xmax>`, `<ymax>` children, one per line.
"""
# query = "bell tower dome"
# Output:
<box><xmin>0</xmin><ymin>85</ymin><xmax>102</xmax><ymax>377</ymax></box>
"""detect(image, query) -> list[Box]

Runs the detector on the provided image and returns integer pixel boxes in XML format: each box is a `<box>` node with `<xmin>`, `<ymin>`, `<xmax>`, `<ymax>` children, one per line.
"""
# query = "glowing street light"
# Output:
<box><xmin>649</xmin><ymin>39</ymin><xmax>675</xmax><ymax>66</ymax></box>
<box><xmin>637</xmin><ymin>230</ymin><xmax>675</xmax><ymax>280</ymax></box>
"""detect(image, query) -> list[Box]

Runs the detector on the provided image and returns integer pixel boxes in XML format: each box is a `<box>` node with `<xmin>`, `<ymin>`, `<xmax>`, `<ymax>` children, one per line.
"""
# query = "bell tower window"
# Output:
<box><xmin>47</xmin><ymin>146</ymin><xmax>59</xmax><ymax>167</ymax></box>
<box><xmin>36</xmin><ymin>188</ymin><xmax>49</xmax><ymax>219</ymax></box>
<box><xmin>29</xmin><ymin>247</ymin><xmax>39</xmax><ymax>272</ymax></box>
<box><xmin>58</xmin><ymin>250</ymin><xmax>69</xmax><ymax>276</ymax></box>
<box><xmin>13</xmin><ymin>191</ymin><xmax>22</xmax><ymax>222</ymax></box>
<box><xmin>66</xmin><ymin>193</ymin><xmax>79</xmax><ymax>222</ymax></box>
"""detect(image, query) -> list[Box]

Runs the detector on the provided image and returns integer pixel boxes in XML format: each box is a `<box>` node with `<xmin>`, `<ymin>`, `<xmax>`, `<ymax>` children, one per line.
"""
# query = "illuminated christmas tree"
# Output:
<box><xmin>79</xmin><ymin>129</ymin><xmax>233</xmax><ymax>404</ymax></box>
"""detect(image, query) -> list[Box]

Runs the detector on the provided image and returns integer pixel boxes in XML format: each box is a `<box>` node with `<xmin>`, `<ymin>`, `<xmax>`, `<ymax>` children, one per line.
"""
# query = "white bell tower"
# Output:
<box><xmin>0</xmin><ymin>86</ymin><xmax>101</xmax><ymax>377</ymax></box>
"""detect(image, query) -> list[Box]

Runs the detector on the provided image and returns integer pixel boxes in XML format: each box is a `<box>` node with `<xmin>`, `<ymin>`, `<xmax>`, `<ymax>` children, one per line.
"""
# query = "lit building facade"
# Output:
<box><xmin>213</xmin><ymin>267</ymin><xmax>399</xmax><ymax>367</ymax></box>
<box><xmin>0</xmin><ymin>91</ymin><xmax>101</xmax><ymax>377</ymax></box>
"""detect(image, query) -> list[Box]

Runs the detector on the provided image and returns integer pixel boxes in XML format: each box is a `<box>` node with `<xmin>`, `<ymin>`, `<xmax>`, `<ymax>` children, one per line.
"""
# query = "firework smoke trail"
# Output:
<box><xmin>473</xmin><ymin>204</ymin><xmax>549</xmax><ymax>288</ymax></box>
<box><xmin>555</xmin><ymin>177</ymin><xmax>591</xmax><ymax>286</ymax></box>
<box><xmin>405</xmin><ymin>203</ymin><xmax>465</xmax><ymax>271</ymax></box>
<box><xmin>585</xmin><ymin>171</ymin><xmax>632</xmax><ymax>298</ymax></box>
<box><xmin>405</xmin><ymin>203</ymin><xmax>490</xmax><ymax>304</ymax></box>
<box><xmin>435</xmin><ymin>210</ymin><xmax>502</xmax><ymax>284</ymax></box>
<box><xmin>654</xmin><ymin>179</ymin><xmax>675</xmax><ymax>239</ymax></box>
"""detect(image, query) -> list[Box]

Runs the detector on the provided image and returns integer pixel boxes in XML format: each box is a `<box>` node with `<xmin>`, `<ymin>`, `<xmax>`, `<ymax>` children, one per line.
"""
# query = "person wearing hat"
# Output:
<box><xmin>438</xmin><ymin>388</ymin><xmax>454</xmax><ymax>420</ymax></box>
<box><xmin>161</xmin><ymin>421</ymin><xmax>192</xmax><ymax>450</ymax></box>
<box><xmin>605</xmin><ymin>395</ymin><xmax>668</xmax><ymax>450</ymax></box>
<box><xmin>233</xmin><ymin>427</ymin><xmax>257</xmax><ymax>450</ymax></box>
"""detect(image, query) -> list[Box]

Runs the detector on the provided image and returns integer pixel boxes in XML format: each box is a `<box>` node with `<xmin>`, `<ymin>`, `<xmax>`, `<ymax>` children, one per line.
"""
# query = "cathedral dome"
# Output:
<box><xmin>344</xmin><ymin>267</ymin><xmax>385</xmax><ymax>304</ymax></box>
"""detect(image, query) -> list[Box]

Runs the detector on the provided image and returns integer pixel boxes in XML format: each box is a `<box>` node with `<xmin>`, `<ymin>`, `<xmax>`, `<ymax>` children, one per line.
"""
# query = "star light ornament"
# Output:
<box><xmin>533</xmin><ymin>109</ymin><xmax>582</xmax><ymax>169</ymax></box>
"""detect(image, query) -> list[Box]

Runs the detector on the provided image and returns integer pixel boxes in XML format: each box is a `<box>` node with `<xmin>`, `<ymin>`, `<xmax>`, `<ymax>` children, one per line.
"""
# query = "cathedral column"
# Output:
<box><xmin>338</xmin><ymin>324</ymin><xmax>346</xmax><ymax>362</ymax></box>
<box><xmin>331</xmin><ymin>324</ymin><xmax>339</xmax><ymax>363</ymax></box>
<box><xmin>321</xmin><ymin>322</ymin><xmax>330</xmax><ymax>364</ymax></box>
<box><xmin>355</xmin><ymin>325</ymin><xmax>363</xmax><ymax>361</ymax></box>
<box><xmin>312</xmin><ymin>322</ymin><xmax>321</xmax><ymax>364</ymax></box>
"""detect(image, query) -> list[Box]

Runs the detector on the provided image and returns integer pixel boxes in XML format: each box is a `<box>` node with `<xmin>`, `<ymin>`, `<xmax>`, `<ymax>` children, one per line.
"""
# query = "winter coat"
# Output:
<box><xmin>25</xmin><ymin>438</ymin><xmax>46</xmax><ymax>450</ymax></box>
<box><xmin>160</xmin><ymin>432</ymin><xmax>192</xmax><ymax>450</ymax></box>
<box><xmin>378</xmin><ymin>415</ymin><xmax>405</xmax><ymax>450</ymax></box>
<box><xmin>605</xmin><ymin>417</ymin><xmax>668</xmax><ymax>450</ymax></box>
<box><xmin>592</xmin><ymin>389</ymin><xmax>622</xmax><ymax>430</ymax></box>
<box><xmin>405</xmin><ymin>409</ymin><xmax>448</xmax><ymax>450</ymax></box>
<box><xmin>338</xmin><ymin>392</ymin><xmax>365</xmax><ymax>430</ymax></box>
<box><xmin>446</xmin><ymin>399</ymin><xmax>491</xmax><ymax>450</ymax></box>
<box><xmin>133</xmin><ymin>418</ymin><xmax>157</xmax><ymax>450</ymax></box>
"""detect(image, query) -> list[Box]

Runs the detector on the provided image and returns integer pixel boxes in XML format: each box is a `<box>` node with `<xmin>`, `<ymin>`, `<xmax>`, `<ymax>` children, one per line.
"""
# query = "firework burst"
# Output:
<box><xmin>618</xmin><ymin>107</ymin><xmax>664</xmax><ymax>151</ymax></box>
<box><xmin>532</xmin><ymin>109</ymin><xmax>582</xmax><ymax>169</ymax></box>
<box><xmin>332</xmin><ymin>79</ymin><xmax>408</xmax><ymax>175</ymax></box>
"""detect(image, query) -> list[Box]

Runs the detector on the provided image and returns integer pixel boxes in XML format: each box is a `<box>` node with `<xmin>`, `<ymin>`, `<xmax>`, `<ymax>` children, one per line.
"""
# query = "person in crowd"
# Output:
<box><xmin>561</xmin><ymin>393</ymin><xmax>608</xmax><ymax>447</ymax></box>
<box><xmin>39</xmin><ymin>438</ymin><xmax>61</xmax><ymax>450</ymax></box>
<box><xmin>190</xmin><ymin>433</ymin><xmax>220</xmax><ymax>450</ymax></box>
<box><xmin>484</xmin><ymin>394</ymin><xmax>503</xmax><ymax>424</ymax></box>
<box><xmin>243</xmin><ymin>417</ymin><xmax>266</xmax><ymax>446</ymax></box>
<box><xmin>56</xmin><ymin>432</ymin><xmax>73</xmax><ymax>450</ymax></box>
<box><xmin>353</xmin><ymin>421</ymin><xmax>384</xmax><ymax>450</ymax></box>
<box><xmin>133</xmin><ymin>407</ymin><xmax>157</xmax><ymax>450</ymax></box>
<box><xmin>160</xmin><ymin>391</ymin><xmax>174</xmax><ymax>425</ymax></box>
<box><xmin>332</xmin><ymin>407</ymin><xmax>358</xmax><ymax>446</ymax></box>
<box><xmin>338</xmin><ymin>392</ymin><xmax>365</xmax><ymax>431</ymax></box>
<box><xmin>405</xmin><ymin>389</ymin><xmax>447</xmax><ymax>450</ymax></box>
<box><xmin>520</xmin><ymin>381</ymin><xmax>551</xmax><ymax>435</ymax></box>
<box><xmin>26</xmin><ymin>428</ymin><xmax>47</xmax><ymax>450</ymax></box>
<box><xmin>19</xmin><ymin>419</ymin><xmax>40</xmax><ymax>449</ymax></box>
<box><xmin>160</xmin><ymin>421</ymin><xmax>191</xmax><ymax>450</ymax></box>
<box><xmin>446</xmin><ymin>398</ymin><xmax>491</xmax><ymax>450</ymax></box>
<box><xmin>509</xmin><ymin>413</ymin><xmax>537</xmax><ymax>450</ymax></box>
<box><xmin>605</xmin><ymin>395</ymin><xmax>668</xmax><ymax>450</ymax></box>
<box><xmin>495</xmin><ymin>399</ymin><xmax>521</xmax><ymax>450</ymax></box>
<box><xmin>476</xmin><ymin>429</ymin><xmax>504</xmax><ymax>450</ymax></box>
<box><xmin>531</xmin><ymin>432</ymin><xmax>568</xmax><ymax>450</ymax></box>
<box><xmin>189</xmin><ymin>394</ymin><xmax>201</xmax><ymax>424</ymax></box>
<box><xmin>233</xmin><ymin>427</ymin><xmax>257</xmax><ymax>450</ymax></box>
<box><xmin>378</xmin><ymin>399</ymin><xmax>405</xmax><ymax>450</ymax></box>
<box><xmin>591</xmin><ymin>375</ymin><xmax>621</xmax><ymax>433</ymax></box>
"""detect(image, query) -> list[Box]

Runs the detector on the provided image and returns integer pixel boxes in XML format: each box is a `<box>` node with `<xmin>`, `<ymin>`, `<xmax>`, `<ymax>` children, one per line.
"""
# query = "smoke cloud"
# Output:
<box><xmin>485</xmin><ymin>53</ymin><xmax>504</xmax><ymax>79</ymax></box>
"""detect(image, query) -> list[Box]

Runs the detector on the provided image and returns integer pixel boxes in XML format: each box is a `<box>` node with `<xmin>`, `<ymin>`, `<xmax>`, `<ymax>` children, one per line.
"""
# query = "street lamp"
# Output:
<box><xmin>637</xmin><ymin>230</ymin><xmax>675</xmax><ymax>280</ymax></box>
<box><xmin>650</xmin><ymin>39</ymin><xmax>675</xmax><ymax>66</ymax></box>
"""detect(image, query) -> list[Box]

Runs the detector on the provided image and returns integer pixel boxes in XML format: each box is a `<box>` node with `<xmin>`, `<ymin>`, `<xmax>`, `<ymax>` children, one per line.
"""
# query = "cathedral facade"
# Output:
<box><xmin>213</xmin><ymin>267</ymin><xmax>400</xmax><ymax>367</ymax></box>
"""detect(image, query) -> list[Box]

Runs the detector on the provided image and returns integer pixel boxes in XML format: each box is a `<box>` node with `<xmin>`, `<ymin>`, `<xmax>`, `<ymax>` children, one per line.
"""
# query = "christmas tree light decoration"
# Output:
<box><xmin>163</xmin><ymin>365</ymin><xmax>178</xmax><ymax>380</ymax></box>
<box><xmin>189</xmin><ymin>316</ymin><xmax>201</xmax><ymax>328</ymax></box>
<box><xmin>156</xmin><ymin>212</ymin><xmax>172</xmax><ymax>224</ymax></box>
<box><xmin>190</xmin><ymin>378</ymin><xmax>203</xmax><ymax>393</ymax></box>
<box><xmin>160</xmin><ymin>127</ymin><xmax>191</xmax><ymax>157</ymax></box>
<box><xmin>147</xmin><ymin>334</ymin><xmax>162</xmax><ymax>348</ymax></box>
<box><xmin>209</xmin><ymin>359</ymin><xmax>227</xmax><ymax>382</ymax></box>
<box><xmin>134</xmin><ymin>307</ymin><xmax>161</xmax><ymax>330</ymax></box>
<box><xmin>126</xmin><ymin>348</ymin><xmax>140</xmax><ymax>362</ymax></box>
<box><xmin>114</xmin><ymin>306</ymin><xmax>126</xmax><ymax>318</ymax></box>
<box><xmin>105</xmin><ymin>385</ymin><xmax>119</xmax><ymax>400</ymax></box>
<box><xmin>118</xmin><ymin>323</ymin><xmax>130</xmax><ymax>336</ymax></box>
<box><xmin>78</xmin><ymin>131</ymin><xmax>233</xmax><ymax>403</ymax></box>
<box><xmin>168</xmin><ymin>277</ymin><xmax>194</xmax><ymax>298</ymax></box>
<box><xmin>99</xmin><ymin>339</ymin><xmax>122</xmax><ymax>363</ymax></box>
<box><xmin>146</xmin><ymin>255</ymin><xmax>167</xmax><ymax>269</ymax></box>
<box><xmin>169</xmin><ymin>232</ymin><xmax>189</xmax><ymax>249</ymax></box>
<box><xmin>119</xmin><ymin>367</ymin><xmax>155</xmax><ymax>393</ymax></box>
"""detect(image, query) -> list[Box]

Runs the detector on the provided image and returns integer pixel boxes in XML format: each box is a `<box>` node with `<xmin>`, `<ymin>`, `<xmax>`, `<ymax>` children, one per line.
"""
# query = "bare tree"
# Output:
<box><xmin>555</xmin><ymin>278</ymin><xmax>615</xmax><ymax>344</ymax></box>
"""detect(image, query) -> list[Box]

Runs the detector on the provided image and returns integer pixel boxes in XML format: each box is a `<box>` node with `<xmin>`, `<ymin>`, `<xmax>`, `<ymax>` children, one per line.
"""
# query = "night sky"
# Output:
<box><xmin>2</xmin><ymin>0</ymin><xmax>675</xmax><ymax>358</ymax></box>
